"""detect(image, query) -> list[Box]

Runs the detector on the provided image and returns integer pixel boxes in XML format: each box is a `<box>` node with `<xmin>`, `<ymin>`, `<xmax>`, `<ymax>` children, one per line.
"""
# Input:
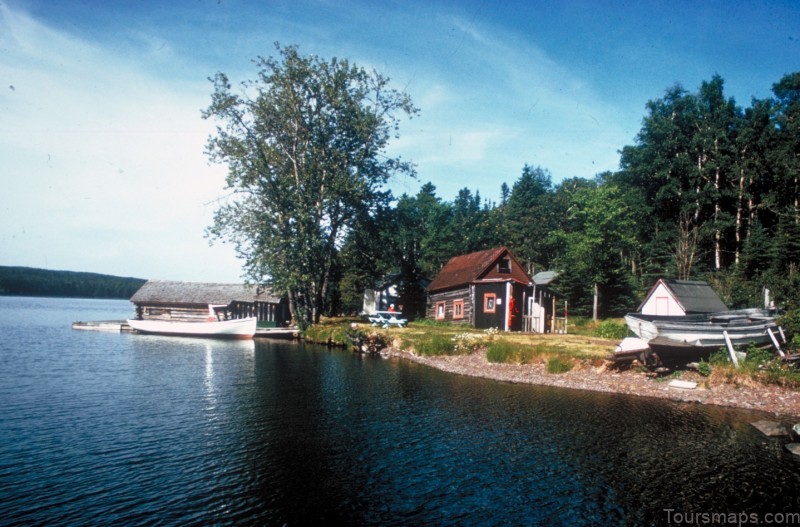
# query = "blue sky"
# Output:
<box><xmin>1</xmin><ymin>0</ymin><xmax>798</xmax><ymax>282</ymax></box>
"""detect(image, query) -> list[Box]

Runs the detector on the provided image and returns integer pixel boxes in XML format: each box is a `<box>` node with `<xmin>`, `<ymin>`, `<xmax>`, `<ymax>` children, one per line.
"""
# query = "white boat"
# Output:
<box><xmin>127</xmin><ymin>317</ymin><xmax>257</xmax><ymax>339</ymax></box>
<box><xmin>623</xmin><ymin>308</ymin><xmax>780</xmax><ymax>363</ymax></box>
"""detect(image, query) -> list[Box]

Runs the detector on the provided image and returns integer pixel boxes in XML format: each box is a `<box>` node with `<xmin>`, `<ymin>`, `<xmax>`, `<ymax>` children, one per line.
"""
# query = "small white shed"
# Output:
<box><xmin>638</xmin><ymin>278</ymin><xmax>728</xmax><ymax>316</ymax></box>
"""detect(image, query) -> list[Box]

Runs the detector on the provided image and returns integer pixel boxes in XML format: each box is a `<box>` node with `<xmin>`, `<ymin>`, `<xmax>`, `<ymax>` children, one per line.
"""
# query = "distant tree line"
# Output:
<box><xmin>205</xmin><ymin>44</ymin><xmax>800</xmax><ymax>325</ymax></box>
<box><xmin>0</xmin><ymin>266</ymin><xmax>146</xmax><ymax>299</ymax></box>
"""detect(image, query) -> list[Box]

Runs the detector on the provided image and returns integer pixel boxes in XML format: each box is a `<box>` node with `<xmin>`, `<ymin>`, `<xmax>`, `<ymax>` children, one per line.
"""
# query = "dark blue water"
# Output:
<box><xmin>2</xmin><ymin>297</ymin><xmax>800</xmax><ymax>526</ymax></box>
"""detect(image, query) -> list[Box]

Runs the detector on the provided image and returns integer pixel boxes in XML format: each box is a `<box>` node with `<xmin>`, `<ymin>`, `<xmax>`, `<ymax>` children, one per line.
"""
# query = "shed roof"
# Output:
<box><xmin>532</xmin><ymin>270</ymin><xmax>559</xmax><ymax>286</ymax></box>
<box><xmin>130</xmin><ymin>280</ymin><xmax>281</xmax><ymax>305</ymax></box>
<box><xmin>427</xmin><ymin>247</ymin><xmax>531</xmax><ymax>292</ymax></box>
<box><xmin>639</xmin><ymin>278</ymin><xmax>728</xmax><ymax>314</ymax></box>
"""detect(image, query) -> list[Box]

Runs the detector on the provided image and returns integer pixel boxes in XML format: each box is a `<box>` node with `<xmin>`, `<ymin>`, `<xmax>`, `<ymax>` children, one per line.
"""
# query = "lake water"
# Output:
<box><xmin>2</xmin><ymin>296</ymin><xmax>800</xmax><ymax>526</ymax></box>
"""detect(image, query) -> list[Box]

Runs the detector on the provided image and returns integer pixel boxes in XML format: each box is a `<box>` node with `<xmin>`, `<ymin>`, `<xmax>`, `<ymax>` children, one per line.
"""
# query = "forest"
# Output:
<box><xmin>204</xmin><ymin>45</ymin><xmax>800</xmax><ymax>326</ymax></box>
<box><xmin>332</xmin><ymin>73</ymin><xmax>800</xmax><ymax>320</ymax></box>
<box><xmin>0</xmin><ymin>266</ymin><xmax>146</xmax><ymax>299</ymax></box>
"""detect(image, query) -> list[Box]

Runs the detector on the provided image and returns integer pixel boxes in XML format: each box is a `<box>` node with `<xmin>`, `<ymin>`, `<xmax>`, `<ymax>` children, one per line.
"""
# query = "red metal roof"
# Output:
<box><xmin>427</xmin><ymin>247</ymin><xmax>531</xmax><ymax>292</ymax></box>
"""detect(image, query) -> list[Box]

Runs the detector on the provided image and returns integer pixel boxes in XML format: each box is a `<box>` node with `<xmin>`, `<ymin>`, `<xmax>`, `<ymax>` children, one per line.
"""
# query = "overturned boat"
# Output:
<box><xmin>620</xmin><ymin>309</ymin><xmax>783</xmax><ymax>364</ymax></box>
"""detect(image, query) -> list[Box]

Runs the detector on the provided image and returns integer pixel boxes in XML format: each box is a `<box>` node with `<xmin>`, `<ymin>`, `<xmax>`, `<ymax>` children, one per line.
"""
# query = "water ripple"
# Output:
<box><xmin>2</xmin><ymin>298</ymin><xmax>800</xmax><ymax>525</ymax></box>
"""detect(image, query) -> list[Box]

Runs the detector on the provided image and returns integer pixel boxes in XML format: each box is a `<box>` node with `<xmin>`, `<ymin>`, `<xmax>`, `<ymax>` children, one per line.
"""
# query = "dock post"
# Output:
<box><xmin>767</xmin><ymin>327</ymin><xmax>785</xmax><ymax>358</ymax></box>
<box><xmin>779</xmin><ymin>326</ymin><xmax>787</xmax><ymax>344</ymax></box>
<box><xmin>723</xmin><ymin>330</ymin><xmax>740</xmax><ymax>369</ymax></box>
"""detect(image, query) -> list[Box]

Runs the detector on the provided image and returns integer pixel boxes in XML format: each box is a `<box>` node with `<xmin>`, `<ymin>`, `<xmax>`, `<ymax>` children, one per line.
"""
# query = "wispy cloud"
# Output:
<box><xmin>384</xmin><ymin>11</ymin><xmax>627</xmax><ymax>198</ymax></box>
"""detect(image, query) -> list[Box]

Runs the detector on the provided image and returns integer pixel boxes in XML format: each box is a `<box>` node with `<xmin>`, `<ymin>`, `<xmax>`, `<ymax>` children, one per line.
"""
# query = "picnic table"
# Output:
<box><xmin>368</xmin><ymin>311</ymin><xmax>407</xmax><ymax>328</ymax></box>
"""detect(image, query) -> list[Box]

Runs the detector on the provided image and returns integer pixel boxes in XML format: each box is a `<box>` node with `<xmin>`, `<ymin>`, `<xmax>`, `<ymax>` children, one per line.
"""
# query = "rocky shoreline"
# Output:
<box><xmin>383</xmin><ymin>347</ymin><xmax>800</xmax><ymax>418</ymax></box>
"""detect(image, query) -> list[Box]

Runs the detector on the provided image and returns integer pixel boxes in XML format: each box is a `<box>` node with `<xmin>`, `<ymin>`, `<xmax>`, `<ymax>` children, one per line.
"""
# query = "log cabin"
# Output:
<box><xmin>426</xmin><ymin>247</ymin><xmax>532</xmax><ymax>331</ymax></box>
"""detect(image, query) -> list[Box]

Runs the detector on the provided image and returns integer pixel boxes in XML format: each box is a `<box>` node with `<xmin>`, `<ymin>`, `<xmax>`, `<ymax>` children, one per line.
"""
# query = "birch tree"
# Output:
<box><xmin>203</xmin><ymin>43</ymin><xmax>417</xmax><ymax>328</ymax></box>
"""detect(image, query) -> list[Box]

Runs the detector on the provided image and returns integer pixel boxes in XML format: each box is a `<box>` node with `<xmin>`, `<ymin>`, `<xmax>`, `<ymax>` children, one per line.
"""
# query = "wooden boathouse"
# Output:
<box><xmin>130</xmin><ymin>280</ymin><xmax>290</xmax><ymax>327</ymax></box>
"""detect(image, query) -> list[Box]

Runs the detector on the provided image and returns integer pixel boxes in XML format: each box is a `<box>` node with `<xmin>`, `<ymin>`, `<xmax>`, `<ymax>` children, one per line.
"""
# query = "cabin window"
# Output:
<box><xmin>498</xmin><ymin>258</ymin><xmax>511</xmax><ymax>273</ymax></box>
<box><xmin>453</xmin><ymin>299</ymin><xmax>464</xmax><ymax>319</ymax></box>
<box><xmin>435</xmin><ymin>301</ymin><xmax>446</xmax><ymax>320</ymax></box>
<box><xmin>484</xmin><ymin>293</ymin><xmax>496</xmax><ymax>313</ymax></box>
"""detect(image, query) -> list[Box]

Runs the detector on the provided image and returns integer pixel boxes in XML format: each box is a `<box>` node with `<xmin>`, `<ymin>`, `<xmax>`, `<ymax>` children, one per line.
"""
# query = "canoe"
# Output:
<box><xmin>127</xmin><ymin>317</ymin><xmax>257</xmax><ymax>339</ymax></box>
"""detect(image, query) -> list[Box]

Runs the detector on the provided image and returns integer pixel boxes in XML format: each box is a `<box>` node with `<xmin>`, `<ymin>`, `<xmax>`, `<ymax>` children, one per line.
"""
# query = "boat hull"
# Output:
<box><xmin>623</xmin><ymin>309</ymin><xmax>779</xmax><ymax>363</ymax></box>
<box><xmin>127</xmin><ymin>317</ymin><xmax>257</xmax><ymax>339</ymax></box>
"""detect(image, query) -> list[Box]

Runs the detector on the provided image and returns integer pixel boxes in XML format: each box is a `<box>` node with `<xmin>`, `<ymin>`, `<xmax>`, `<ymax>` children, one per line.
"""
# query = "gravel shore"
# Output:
<box><xmin>384</xmin><ymin>347</ymin><xmax>800</xmax><ymax>418</ymax></box>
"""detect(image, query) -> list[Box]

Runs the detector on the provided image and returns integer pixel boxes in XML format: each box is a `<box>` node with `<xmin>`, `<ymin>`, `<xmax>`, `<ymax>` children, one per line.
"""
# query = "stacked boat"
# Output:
<box><xmin>615</xmin><ymin>308</ymin><xmax>783</xmax><ymax>365</ymax></box>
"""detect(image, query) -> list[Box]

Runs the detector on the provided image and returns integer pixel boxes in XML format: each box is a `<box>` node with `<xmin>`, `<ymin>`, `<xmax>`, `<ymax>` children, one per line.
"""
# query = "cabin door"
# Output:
<box><xmin>474</xmin><ymin>283</ymin><xmax>506</xmax><ymax>329</ymax></box>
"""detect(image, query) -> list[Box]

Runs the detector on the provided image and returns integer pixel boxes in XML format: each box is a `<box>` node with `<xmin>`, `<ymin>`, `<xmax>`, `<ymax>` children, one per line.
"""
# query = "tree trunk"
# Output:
<box><xmin>592</xmin><ymin>283</ymin><xmax>599</xmax><ymax>322</ymax></box>
<box><xmin>734</xmin><ymin>164</ymin><xmax>746</xmax><ymax>266</ymax></box>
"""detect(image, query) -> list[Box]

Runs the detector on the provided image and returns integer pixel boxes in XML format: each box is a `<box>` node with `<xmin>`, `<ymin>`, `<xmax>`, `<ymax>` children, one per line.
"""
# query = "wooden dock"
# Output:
<box><xmin>255</xmin><ymin>327</ymin><xmax>300</xmax><ymax>340</ymax></box>
<box><xmin>72</xmin><ymin>320</ymin><xmax>133</xmax><ymax>332</ymax></box>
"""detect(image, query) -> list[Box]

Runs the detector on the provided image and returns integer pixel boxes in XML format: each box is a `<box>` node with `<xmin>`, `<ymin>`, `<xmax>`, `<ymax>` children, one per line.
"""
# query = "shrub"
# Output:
<box><xmin>546</xmin><ymin>356</ymin><xmax>574</xmax><ymax>374</ymax></box>
<box><xmin>452</xmin><ymin>332</ymin><xmax>484</xmax><ymax>354</ymax></box>
<box><xmin>415</xmin><ymin>333</ymin><xmax>456</xmax><ymax>356</ymax></box>
<box><xmin>697</xmin><ymin>359</ymin><xmax>711</xmax><ymax>377</ymax></box>
<box><xmin>778</xmin><ymin>309</ymin><xmax>800</xmax><ymax>339</ymax></box>
<box><xmin>594</xmin><ymin>320</ymin><xmax>627</xmax><ymax>339</ymax></box>
<box><xmin>486</xmin><ymin>339</ymin><xmax>519</xmax><ymax>363</ymax></box>
<box><xmin>709</xmin><ymin>347</ymin><xmax>731</xmax><ymax>365</ymax></box>
<box><xmin>760</xmin><ymin>362</ymin><xmax>800</xmax><ymax>389</ymax></box>
<box><xmin>743</xmin><ymin>345</ymin><xmax>774</xmax><ymax>368</ymax></box>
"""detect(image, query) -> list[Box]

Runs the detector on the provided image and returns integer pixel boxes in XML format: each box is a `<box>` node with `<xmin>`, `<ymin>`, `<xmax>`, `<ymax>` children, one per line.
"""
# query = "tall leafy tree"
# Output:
<box><xmin>770</xmin><ymin>72</ymin><xmax>800</xmax><ymax>222</ymax></box>
<box><xmin>203</xmin><ymin>44</ymin><xmax>417</xmax><ymax>328</ymax></box>
<box><xmin>553</xmin><ymin>182</ymin><xmax>639</xmax><ymax>319</ymax></box>
<box><xmin>691</xmin><ymin>76</ymin><xmax>740</xmax><ymax>271</ymax></box>
<box><xmin>505</xmin><ymin>165</ymin><xmax>554</xmax><ymax>274</ymax></box>
<box><xmin>619</xmin><ymin>77</ymin><xmax>741</xmax><ymax>278</ymax></box>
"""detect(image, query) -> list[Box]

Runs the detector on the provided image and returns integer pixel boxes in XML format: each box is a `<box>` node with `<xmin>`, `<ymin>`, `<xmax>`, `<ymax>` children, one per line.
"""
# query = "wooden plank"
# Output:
<box><xmin>668</xmin><ymin>379</ymin><xmax>697</xmax><ymax>390</ymax></box>
<box><xmin>768</xmin><ymin>327</ymin><xmax>785</xmax><ymax>357</ymax></box>
<box><xmin>723</xmin><ymin>330</ymin><xmax>739</xmax><ymax>369</ymax></box>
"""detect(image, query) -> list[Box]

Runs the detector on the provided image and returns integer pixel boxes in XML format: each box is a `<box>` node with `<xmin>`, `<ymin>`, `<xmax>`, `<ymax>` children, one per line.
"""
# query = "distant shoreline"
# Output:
<box><xmin>0</xmin><ymin>266</ymin><xmax>145</xmax><ymax>299</ymax></box>
<box><xmin>0</xmin><ymin>293</ymin><xmax>133</xmax><ymax>300</ymax></box>
<box><xmin>384</xmin><ymin>347</ymin><xmax>800</xmax><ymax>419</ymax></box>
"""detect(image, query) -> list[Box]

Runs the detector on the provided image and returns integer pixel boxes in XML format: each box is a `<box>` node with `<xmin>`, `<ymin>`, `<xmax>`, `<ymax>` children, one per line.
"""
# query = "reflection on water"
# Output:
<box><xmin>1</xmin><ymin>297</ymin><xmax>799</xmax><ymax>526</ymax></box>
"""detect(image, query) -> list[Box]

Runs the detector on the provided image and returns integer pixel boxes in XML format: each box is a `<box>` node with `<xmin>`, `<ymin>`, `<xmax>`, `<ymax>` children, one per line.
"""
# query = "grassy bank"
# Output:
<box><xmin>302</xmin><ymin>317</ymin><xmax>800</xmax><ymax>390</ymax></box>
<box><xmin>303</xmin><ymin>317</ymin><xmax>619</xmax><ymax>372</ymax></box>
<box><xmin>700</xmin><ymin>346</ymin><xmax>800</xmax><ymax>390</ymax></box>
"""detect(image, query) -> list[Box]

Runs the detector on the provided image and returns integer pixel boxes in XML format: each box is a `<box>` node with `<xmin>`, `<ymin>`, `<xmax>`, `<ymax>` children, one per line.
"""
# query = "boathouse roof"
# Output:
<box><xmin>130</xmin><ymin>280</ymin><xmax>281</xmax><ymax>306</ymax></box>
<box><xmin>427</xmin><ymin>247</ymin><xmax>531</xmax><ymax>293</ymax></box>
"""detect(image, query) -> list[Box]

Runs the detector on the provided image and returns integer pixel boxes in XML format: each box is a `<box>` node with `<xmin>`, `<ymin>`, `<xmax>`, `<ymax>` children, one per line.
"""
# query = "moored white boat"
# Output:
<box><xmin>127</xmin><ymin>317</ymin><xmax>257</xmax><ymax>339</ymax></box>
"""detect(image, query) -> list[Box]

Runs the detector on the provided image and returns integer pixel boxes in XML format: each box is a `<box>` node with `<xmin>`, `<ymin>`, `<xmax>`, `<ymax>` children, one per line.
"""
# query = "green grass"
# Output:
<box><xmin>546</xmin><ymin>356</ymin><xmax>574</xmax><ymax>374</ymax></box>
<box><xmin>303</xmin><ymin>324</ymin><xmax>353</xmax><ymax>347</ymax></box>
<box><xmin>414</xmin><ymin>333</ymin><xmax>457</xmax><ymax>356</ymax></box>
<box><xmin>594</xmin><ymin>320</ymin><xmax>627</xmax><ymax>339</ymax></box>
<box><xmin>706</xmin><ymin>344</ymin><xmax>800</xmax><ymax>389</ymax></box>
<box><xmin>486</xmin><ymin>339</ymin><xmax>557</xmax><ymax>364</ymax></box>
